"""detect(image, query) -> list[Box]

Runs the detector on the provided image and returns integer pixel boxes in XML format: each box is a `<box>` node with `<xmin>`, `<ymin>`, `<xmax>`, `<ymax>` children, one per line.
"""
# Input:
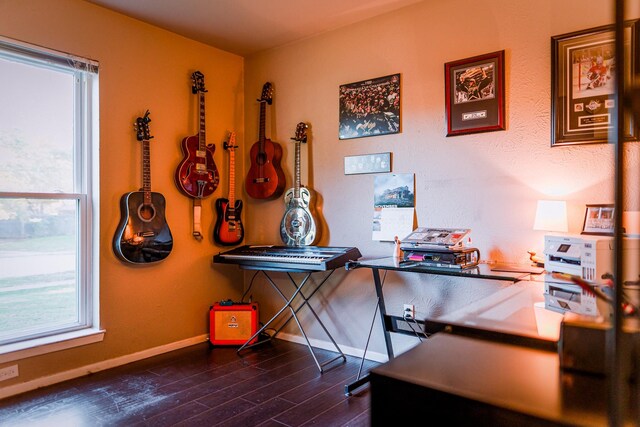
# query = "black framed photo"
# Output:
<box><xmin>581</xmin><ymin>204</ymin><xmax>615</xmax><ymax>235</ymax></box>
<box><xmin>551</xmin><ymin>20</ymin><xmax>639</xmax><ymax>146</ymax></box>
<box><xmin>339</xmin><ymin>73</ymin><xmax>401</xmax><ymax>140</ymax></box>
<box><xmin>444</xmin><ymin>50</ymin><xmax>505</xmax><ymax>137</ymax></box>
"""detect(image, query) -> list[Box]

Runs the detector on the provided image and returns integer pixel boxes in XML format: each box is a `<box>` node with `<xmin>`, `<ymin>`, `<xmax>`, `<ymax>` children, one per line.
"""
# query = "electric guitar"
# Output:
<box><xmin>245</xmin><ymin>82</ymin><xmax>285</xmax><ymax>200</ymax></box>
<box><xmin>175</xmin><ymin>71</ymin><xmax>220</xmax><ymax>199</ymax></box>
<box><xmin>280</xmin><ymin>122</ymin><xmax>317</xmax><ymax>246</ymax></box>
<box><xmin>113</xmin><ymin>111</ymin><xmax>173</xmax><ymax>264</ymax></box>
<box><xmin>214</xmin><ymin>132</ymin><xmax>244</xmax><ymax>246</ymax></box>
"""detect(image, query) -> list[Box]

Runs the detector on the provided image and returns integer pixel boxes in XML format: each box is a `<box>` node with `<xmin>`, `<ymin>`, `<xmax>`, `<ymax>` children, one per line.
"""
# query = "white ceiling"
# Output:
<box><xmin>85</xmin><ymin>0</ymin><xmax>423</xmax><ymax>56</ymax></box>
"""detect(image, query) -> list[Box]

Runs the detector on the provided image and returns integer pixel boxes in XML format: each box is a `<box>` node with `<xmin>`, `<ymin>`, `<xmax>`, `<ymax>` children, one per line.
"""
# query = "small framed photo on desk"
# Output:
<box><xmin>581</xmin><ymin>204</ymin><xmax>615</xmax><ymax>235</ymax></box>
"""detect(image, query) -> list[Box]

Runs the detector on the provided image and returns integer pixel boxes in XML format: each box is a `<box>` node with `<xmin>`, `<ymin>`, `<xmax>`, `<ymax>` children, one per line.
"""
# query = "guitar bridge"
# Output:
<box><xmin>137</xmin><ymin>231</ymin><xmax>156</xmax><ymax>237</ymax></box>
<box><xmin>253</xmin><ymin>177</ymin><xmax>270</xmax><ymax>183</ymax></box>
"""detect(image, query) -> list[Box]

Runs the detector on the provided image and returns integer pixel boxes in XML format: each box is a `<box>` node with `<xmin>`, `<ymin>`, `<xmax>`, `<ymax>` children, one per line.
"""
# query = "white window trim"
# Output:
<box><xmin>0</xmin><ymin>328</ymin><xmax>105</xmax><ymax>364</ymax></box>
<box><xmin>0</xmin><ymin>36</ymin><xmax>101</xmax><ymax>357</ymax></box>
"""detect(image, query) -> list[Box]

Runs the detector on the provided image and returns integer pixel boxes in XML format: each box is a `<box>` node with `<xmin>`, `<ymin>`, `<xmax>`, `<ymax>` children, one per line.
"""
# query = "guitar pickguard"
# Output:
<box><xmin>214</xmin><ymin>198</ymin><xmax>244</xmax><ymax>246</ymax></box>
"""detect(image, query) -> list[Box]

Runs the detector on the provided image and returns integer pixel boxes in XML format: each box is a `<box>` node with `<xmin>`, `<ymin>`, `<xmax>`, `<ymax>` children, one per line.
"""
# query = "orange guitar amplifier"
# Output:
<box><xmin>209</xmin><ymin>300</ymin><xmax>259</xmax><ymax>346</ymax></box>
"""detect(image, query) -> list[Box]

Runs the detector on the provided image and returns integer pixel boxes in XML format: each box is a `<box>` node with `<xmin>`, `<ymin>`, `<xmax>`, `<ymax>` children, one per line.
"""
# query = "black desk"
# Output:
<box><xmin>344</xmin><ymin>257</ymin><xmax>544</xmax><ymax>395</ymax></box>
<box><xmin>369</xmin><ymin>333</ymin><xmax>638</xmax><ymax>426</ymax></box>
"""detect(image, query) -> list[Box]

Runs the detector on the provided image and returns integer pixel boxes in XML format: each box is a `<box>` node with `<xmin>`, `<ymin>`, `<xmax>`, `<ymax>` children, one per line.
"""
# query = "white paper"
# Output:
<box><xmin>372</xmin><ymin>173</ymin><xmax>414</xmax><ymax>241</ymax></box>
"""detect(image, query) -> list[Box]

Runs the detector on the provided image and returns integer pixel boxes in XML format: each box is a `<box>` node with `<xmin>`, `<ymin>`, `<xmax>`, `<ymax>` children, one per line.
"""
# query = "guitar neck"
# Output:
<box><xmin>142</xmin><ymin>138</ymin><xmax>152</xmax><ymax>205</ymax></box>
<box><xmin>228</xmin><ymin>146</ymin><xmax>236</xmax><ymax>205</ymax></box>
<box><xmin>294</xmin><ymin>141</ymin><xmax>301</xmax><ymax>198</ymax></box>
<box><xmin>198</xmin><ymin>91</ymin><xmax>206</xmax><ymax>150</ymax></box>
<box><xmin>258</xmin><ymin>101</ymin><xmax>266</xmax><ymax>150</ymax></box>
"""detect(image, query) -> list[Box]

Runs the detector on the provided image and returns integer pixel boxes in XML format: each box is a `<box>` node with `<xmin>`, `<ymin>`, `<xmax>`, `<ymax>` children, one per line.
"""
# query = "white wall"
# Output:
<box><xmin>241</xmin><ymin>0</ymin><xmax>640</xmax><ymax>357</ymax></box>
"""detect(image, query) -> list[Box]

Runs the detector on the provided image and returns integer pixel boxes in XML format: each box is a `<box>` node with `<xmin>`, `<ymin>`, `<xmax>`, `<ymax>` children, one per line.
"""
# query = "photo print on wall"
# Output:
<box><xmin>339</xmin><ymin>73</ymin><xmax>401</xmax><ymax>140</ymax></box>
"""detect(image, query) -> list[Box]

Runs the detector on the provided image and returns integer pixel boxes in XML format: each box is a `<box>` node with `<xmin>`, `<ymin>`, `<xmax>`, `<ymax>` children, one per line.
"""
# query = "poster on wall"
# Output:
<box><xmin>339</xmin><ymin>73</ymin><xmax>401</xmax><ymax>140</ymax></box>
<box><xmin>372</xmin><ymin>173</ymin><xmax>414</xmax><ymax>241</ymax></box>
<box><xmin>551</xmin><ymin>21</ymin><xmax>638</xmax><ymax>146</ymax></box>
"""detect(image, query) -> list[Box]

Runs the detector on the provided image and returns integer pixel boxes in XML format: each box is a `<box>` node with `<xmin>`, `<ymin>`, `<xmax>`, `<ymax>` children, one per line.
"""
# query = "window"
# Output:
<box><xmin>0</xmin><ymin>37</ymin><xmax>100</xmax><ymax>354</ymax></box>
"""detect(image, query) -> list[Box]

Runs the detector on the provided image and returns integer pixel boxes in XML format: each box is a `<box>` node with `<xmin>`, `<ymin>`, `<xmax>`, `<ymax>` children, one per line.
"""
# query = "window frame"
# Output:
<box><xmin>0</xmin><ymin>36</ymin><xmax>102</xmax><ymax>359</ymax></box>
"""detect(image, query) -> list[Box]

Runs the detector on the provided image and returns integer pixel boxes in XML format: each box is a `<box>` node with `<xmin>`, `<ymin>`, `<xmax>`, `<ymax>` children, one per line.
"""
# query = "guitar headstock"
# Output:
<box><xmin>258</xmin><ymin>82</ymin><xmax>273</xmax><ymax>105</ymax></box>
<box><xmin>134</xmin><ymin>110</ymin><xmax>153</xmax><ymax>142</ymax></box>
<box><xmin>191</xmin><ymin>71</ymin><xmax>207</xmax><ymax>94</ymax></box>
<box><xmin>223</xmin><ymin>131</ymin><xmax>238</xmax><ymax>151</ymax></box>
<box><xmin>292</xmin><ymin>122</ymin><xmax>308</xmax><ymax>143</ymax></box>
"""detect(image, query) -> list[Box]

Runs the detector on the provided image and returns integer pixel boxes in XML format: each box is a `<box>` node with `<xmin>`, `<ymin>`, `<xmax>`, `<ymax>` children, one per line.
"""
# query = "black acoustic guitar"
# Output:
<box><xmin>113</xmin><ymin>111</ymin><xmax>173</xmax><ymax>264</ymax></box>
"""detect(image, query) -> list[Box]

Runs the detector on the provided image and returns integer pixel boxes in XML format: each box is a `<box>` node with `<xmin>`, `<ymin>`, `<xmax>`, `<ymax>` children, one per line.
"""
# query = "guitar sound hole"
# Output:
<box><xmin>256</xmin><ymin>152</ymin><xmax>267</xmax><ymax>166</ymax></box>
<box><xmin>138</xmin><ymin>204</ymin><xmax>156</xmax><ymax>222</ymax></box>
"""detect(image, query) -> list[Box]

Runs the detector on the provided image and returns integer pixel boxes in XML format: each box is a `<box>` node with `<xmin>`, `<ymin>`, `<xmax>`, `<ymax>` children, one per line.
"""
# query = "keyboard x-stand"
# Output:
<box><xmin>213</xmin><ymin>245</ymin><xmax>362</xmax><ymax>373</ymax></box>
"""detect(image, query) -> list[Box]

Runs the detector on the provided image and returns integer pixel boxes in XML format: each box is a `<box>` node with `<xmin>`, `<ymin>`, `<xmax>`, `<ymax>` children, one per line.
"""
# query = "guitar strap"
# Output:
<box><xmin>193</xmin><ymin>198</ymin><xmax>203</xmax><ymax>240</ymax></box>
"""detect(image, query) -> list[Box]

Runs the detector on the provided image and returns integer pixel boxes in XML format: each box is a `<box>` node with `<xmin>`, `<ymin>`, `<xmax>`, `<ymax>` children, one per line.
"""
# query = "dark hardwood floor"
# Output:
<box><xmin>0</xmin><ymin>339</ymin><xmax>376</xmax><ymax>426</ymax></box>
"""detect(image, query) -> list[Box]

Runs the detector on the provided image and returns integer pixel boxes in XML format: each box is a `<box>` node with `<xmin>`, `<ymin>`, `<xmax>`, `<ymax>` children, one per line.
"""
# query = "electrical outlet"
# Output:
<box><xmin>0</xmin><ymin>365</ymin><xmax>18</xmax><ymax>382</ymax></box>
<box><xmin>403</xmin><ymin>304</ymin><xmax>415</xmax><ymax>320</ymax></box>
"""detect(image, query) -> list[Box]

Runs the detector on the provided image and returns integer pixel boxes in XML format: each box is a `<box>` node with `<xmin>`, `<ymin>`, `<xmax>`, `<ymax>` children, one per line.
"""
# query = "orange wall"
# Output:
<box><xmin>0</xmin><ymin>0</ymin><xmax>244</xmax><ymax>387</ymax></box>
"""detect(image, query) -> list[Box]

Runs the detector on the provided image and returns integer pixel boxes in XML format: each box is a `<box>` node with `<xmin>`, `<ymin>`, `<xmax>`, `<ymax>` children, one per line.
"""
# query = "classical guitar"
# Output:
<box><xmin>280</xmin><ymin>122</ymin><xmax>317</xmax><ymax>246</ymax></box>
<box><xmin>214</xmin><ymin>132</ymin><xmax>244</xmax><ymax>246</ymax></box>
<box><xmin>113</xmin><ymin>111</ymin><xmax>173</xmax><ymax>264</ymax></box>
<box><xmin>245</xmin><ymin>82</ymin><xmax>285</xmax><ymax>200</ymax></box>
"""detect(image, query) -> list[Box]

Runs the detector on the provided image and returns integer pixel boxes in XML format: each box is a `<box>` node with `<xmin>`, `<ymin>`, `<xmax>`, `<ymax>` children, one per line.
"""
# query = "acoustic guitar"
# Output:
<box><xmin>280</xmin><ymin>122</ymin><xmax>317</xmax><ymax>246</ymax></box>
<box><xmin>175</xmin><ymin>71</ymin><xmax>220</xmax><ymax>199</ymax></box>
<box><xmin>213</xmin><ymin>132</ymin><xmax>244</xmax><ymax>246</ymax></box>
<box><xmin>245</xmin><ymin>82</ymin><xmax>285</xmax><ymax>199</ymax></box>
<box><xmin>113</xmin><ymin>111</ymin><xmax>173</xmax><ymax>264</ymax></box>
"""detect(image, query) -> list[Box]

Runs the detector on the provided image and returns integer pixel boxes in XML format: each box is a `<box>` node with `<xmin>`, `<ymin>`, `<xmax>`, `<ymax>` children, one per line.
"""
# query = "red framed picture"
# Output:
<box><xmin>444</xmin><ymin>50</ymin><xmax>505</xmax><ymax>137</ymax></box>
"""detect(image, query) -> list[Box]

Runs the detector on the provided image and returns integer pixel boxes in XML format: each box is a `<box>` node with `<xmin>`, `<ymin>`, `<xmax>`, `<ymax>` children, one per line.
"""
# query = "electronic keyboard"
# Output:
<box><xmin>213</xmin><ymin>245</ymin><xmax>362</xmax><ymax>271</ymax></box>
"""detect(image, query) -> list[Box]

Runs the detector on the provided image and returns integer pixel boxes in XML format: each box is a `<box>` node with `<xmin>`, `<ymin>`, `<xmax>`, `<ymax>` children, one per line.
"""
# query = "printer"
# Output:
<box><xmin>543</xmin><ymin>234</ymin><xmax>639</xmax><ymax>315</ymax></box>
<box><xmin>544</xmin><ymin>234</ymin><xmax>639</xmax><ymax>283</ymax></box>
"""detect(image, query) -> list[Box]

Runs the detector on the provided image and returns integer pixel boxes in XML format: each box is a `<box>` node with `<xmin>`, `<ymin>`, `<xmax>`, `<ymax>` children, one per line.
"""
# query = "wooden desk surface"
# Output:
<box><xmin>370</xmin><ymin>333</ymin><xmax>637</xmax><ymax>426</ymax></box>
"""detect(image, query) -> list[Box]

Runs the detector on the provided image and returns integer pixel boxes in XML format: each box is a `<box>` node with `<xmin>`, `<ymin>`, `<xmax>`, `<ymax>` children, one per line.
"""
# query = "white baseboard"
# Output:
<box><xmin>275</xmin><ymin>332</ymin><xmax>389</xmax><ymax>363</ymax></box>
<box><xmin>0</xmin><ymin>334</ymin><xmax>208</xmax><ymax>400</ymax></box>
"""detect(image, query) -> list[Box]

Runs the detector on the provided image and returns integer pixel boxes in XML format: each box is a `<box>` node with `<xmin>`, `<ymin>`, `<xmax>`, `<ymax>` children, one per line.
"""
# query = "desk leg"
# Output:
<box><xmin>373</xmin><ymin>267</ymin><xmax>394</xmax><ymax>360</ymax></box>
<box><xmin>345</xmin><ymin>267</ymin><xmax>393</xmax><ymax>396</ymax></box>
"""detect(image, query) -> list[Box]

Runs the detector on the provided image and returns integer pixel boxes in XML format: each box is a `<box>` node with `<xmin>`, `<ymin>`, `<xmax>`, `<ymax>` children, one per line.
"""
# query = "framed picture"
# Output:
<box><xmin>582</xmin><ymin>204</ymin><xmax>615</xmax><ymax>235</ymax></box>
<box><xmin>339</xmin><ymin>73</ymin><xmax>401</xmax><ymax>140</ymax></box>
<box><xmin>444</xmin><ymin>50</ymin><xmax>505</xmax><ymax>137</ymax></box>
<box><xmin>551</xmin><ymin>20</ymin><xmax>639</xmax><ymax>146</ymax></box>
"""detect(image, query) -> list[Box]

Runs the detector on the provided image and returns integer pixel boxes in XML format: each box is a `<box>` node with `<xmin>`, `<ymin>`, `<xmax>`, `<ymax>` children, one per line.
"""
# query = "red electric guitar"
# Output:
<box><xmin>214</xmin><ymin>132</ymin><xmax>244</xmax><ymax>246</ymax></box>
<box><xmin>245</xmin><ymin>82</ymin><xmax>285</xmax><ymax>200</ymax></box>
<box><xmin>175</xmin><ymin>71</ymin><xmax>220</xmax><ymax>199</ymax></box>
